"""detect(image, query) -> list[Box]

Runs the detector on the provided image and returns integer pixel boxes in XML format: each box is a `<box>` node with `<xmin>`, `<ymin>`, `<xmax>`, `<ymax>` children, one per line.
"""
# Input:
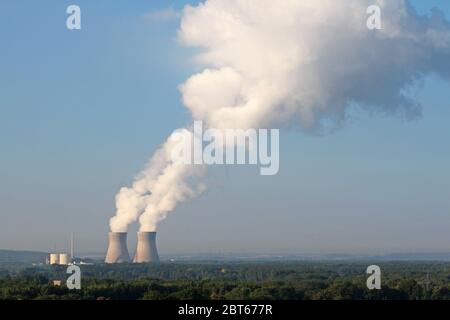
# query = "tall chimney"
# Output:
<box><xmin>105</xmin><ymin>232</ymin><xmax>131</xmax><ymax>263</ymax></box>
<box><xmin>133</xmin><ymin>232</ymin><xmax>159</xmax><ymax>263</ymax></box>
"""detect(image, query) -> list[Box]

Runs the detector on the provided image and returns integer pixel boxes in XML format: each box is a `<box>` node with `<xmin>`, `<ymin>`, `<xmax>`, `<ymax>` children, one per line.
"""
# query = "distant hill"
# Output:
<box><xmin>2</xmin><ymin>249</ymin><xmax>450</xmax><ymax>263</ymax></box>
<box><xmin>162</xmin><ymin>252</ymin><xmax>450</xmax><ymax>262</ymax></box>
<box><xmin>374</xmin><ymin>252</ymin><xmax>450</xmax><ymax>261</ymax></box>
<box><xmin>0</xmin><ymin>250</ymin><xmax>48</xmax><ymax>263</ymax></box>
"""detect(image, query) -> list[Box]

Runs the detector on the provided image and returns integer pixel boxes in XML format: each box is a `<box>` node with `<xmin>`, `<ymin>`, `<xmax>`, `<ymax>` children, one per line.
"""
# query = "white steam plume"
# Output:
<box><xmin>110</xmin><ymin>0</ymin><xmax>450</xmax><ymax>232</ymax></box>
<box><xmin>110</xmin><ymin>129</ymin><xmax>206</xmax><ymax>232</ymax></box>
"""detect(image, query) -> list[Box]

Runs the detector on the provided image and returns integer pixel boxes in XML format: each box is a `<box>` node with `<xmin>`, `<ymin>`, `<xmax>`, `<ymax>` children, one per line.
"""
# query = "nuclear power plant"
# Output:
<box><xmin>104</xmin><ymin>231</ymin><xmax>159</xmax><ymax>263</ymax></box>
<box><xmin>46</xmin><ymin>233</ymin><xmax>75</xmax><ymax>265</ymax></box>
<box><xmin>105</xmin><ymin>232</ymin><xmax>131</xmax><ymax>263</ymax></box>
<box><xmin>134</xmin><ymin>232</ymin><xmax>159</xmax><ymax>263</ymax></box>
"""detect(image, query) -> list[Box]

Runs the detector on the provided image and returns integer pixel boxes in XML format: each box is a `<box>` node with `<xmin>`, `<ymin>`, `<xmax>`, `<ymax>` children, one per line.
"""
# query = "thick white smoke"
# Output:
<box><xmin>110</xmin><ymin>129</ymin><xmax>206</xmax><ymax>232</ymax></box>
<box><xmin>110</xmin><ymin>0</ymin><xmax>450</xmax><ymax>232</ymax></box>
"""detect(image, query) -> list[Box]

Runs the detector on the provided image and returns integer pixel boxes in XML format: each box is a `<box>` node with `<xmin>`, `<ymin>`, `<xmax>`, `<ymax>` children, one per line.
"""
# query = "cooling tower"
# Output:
<box><xmin>133</xmin><ymin>232</ymin><xmax>159</xmax><ymax>263</ymax></box>
<box><xmin>105</xmin><ymin>232</ymin><xmax>131</xmax><ymax>263</ymax></box>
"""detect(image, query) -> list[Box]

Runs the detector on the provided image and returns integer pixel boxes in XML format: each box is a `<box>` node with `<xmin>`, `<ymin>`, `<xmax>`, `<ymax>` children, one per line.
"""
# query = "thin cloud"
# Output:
<box><xmin>145</xmin><ymin>7</ymin><xmax>181</xmax><ymax>22</ymax></box>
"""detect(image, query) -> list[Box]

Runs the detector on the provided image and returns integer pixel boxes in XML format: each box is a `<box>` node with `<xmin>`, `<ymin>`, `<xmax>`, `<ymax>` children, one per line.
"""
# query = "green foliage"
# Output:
<box><xmin>0</xmin><ymin>261</ymin><xmax>450</xmax><ymax>300</ymax></box>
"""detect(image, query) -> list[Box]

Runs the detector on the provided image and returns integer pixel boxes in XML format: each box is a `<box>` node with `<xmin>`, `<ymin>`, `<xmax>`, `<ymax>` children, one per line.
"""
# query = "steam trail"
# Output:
<box><xmin>110</xmin><ymin>129</ymin><xmax>206</xmax><ymax>232</ymax></box>
<box><xmin>110</xmin><ymin>0</ymin><xmax>450</xmax><ymax>232</ymax></box>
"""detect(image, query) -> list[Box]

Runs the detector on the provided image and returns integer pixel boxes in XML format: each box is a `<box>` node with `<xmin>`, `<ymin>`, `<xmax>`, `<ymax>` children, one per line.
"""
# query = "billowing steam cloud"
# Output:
<box><xmin>110</xmin><ymin>0</ymin><xmax>450</xmax><ymax>232</ymax></box>
<box><xmin>110</xmin><ymin>129</ymin><xmax>206</xmax><ymax>232</ymax></box>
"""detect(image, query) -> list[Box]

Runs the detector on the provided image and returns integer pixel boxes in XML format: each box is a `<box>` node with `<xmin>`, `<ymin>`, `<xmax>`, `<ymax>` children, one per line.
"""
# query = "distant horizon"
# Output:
<box><xmin>5</xmin><ymin>247</ymin><xmax>450</xmax><ymax>259</ymax></box>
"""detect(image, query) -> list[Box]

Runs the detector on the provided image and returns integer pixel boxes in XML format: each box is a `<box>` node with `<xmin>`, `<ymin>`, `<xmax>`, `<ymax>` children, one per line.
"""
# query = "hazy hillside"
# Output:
<box><xmin>0</xmin><ymin>250</ymin><xmax>47</xmax><ymax>263</ymax></box>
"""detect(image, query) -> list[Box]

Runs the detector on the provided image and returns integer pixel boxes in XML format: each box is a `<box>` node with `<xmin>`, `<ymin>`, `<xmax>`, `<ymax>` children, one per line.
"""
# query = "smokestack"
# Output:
<box><xmin>133</xmin><ymin>232</ymin><xmax>159</xmax><ymax>263</ymax></box>
<box><xmin>105</xmin><ymin>232</ymin><xmax>131</xmax><ymax>263</ymax></box>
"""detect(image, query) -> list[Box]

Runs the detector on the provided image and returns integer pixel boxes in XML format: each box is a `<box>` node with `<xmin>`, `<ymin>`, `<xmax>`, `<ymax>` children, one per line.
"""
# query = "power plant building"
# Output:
<box><xmin>49</xmin><ymin>253</ymin><xmax>60</xmax><ymax>265</ymax></box>
<box><xmin>105</xmin><ymin>232</ymin><xmax>131</xmax><ymax>263</ymax></box>
<box><xmin>133</xmin><ymin>232</ymin><xmax>160</xmax><ymax>263</ymax></box>
<box><xmin>48</xmin><ymin>253</ymin><xmax>70</xmax><ymax>265</ymax></box>
<box><xmin>59</xmin><ymin>253</ymin><xmax>69</xmax><ymax>265</ymax></box>
<box><xmin>105</xmin><ymin>231</ymin><xmax>160</xmax><ymax>264</ymax></box>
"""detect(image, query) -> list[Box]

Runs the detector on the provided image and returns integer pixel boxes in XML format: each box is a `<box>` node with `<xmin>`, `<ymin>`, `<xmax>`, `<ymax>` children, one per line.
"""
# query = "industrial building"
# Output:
<box><xmin>134</xmin><ymin>232</ymin><xmax>159</xmax><ymax>263</ymax></box>
<box><xmin>105</xmin><ymin>232</ymin><xmax>131</xmax><ymax>263</ymax></box>
<box><xmin>47</xmin><ymin>252</ymin><xmax>71</xmax><ymax>265</ymax></box>
<box><xmin>46</xmin><ymin>233</ymin><xmax>75</xmax><ymax>265</ymax></box>
<box><xmin>105</xmin><ymin>231</ymin><xmax>159</xmax><ymax>264</ymax></box>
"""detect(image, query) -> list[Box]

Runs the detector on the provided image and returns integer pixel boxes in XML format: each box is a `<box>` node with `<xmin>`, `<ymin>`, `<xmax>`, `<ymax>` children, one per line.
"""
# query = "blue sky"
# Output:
<box><xmin>0</xmin><ymin>0</ymin><xmax>449</xmax><ymax>255</ymax></box>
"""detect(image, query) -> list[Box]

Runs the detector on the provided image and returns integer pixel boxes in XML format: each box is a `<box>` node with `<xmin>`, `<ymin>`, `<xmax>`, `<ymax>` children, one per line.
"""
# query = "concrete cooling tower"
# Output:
<box><xmin>133</xmin><ymin>232</ymin><xmax>159</xmax><ymax>263</ymax></box>
<box><xmin>105</xmin><ymin>232</ymin><xmax>131</xmax><ymax>263</ymax></box>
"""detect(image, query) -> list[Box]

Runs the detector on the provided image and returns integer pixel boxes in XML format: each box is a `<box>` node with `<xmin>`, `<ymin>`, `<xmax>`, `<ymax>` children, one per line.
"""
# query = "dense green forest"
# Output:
<box><xmin>1</xmin><ymin>261</ymin><xmax>450</xmax><ymax>300</ymax></box>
